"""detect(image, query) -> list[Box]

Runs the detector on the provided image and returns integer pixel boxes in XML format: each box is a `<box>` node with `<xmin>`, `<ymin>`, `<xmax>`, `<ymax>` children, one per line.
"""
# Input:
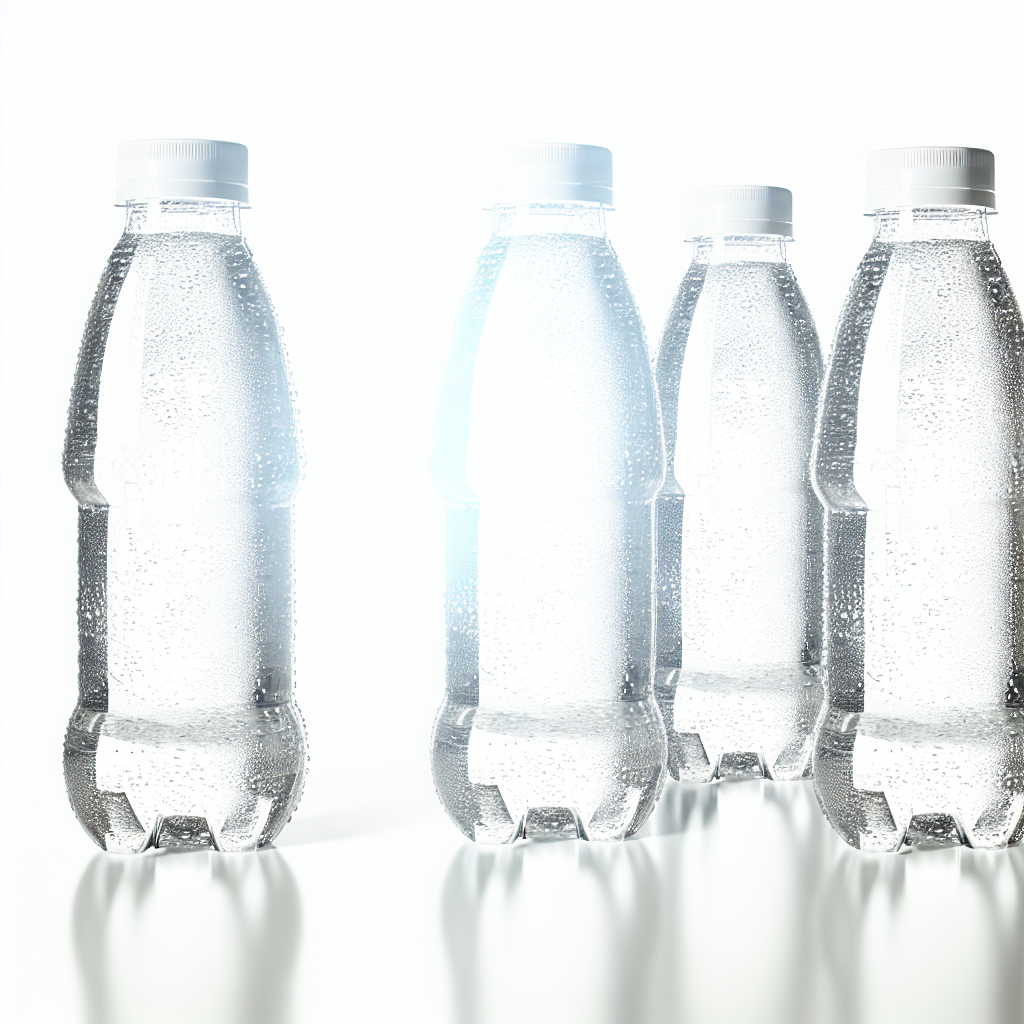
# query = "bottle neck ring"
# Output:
<box><xmin>690</xmin><ymin>235</ymin><xmax>789</xmax><ymax>265</ymax></box>
<box><xmin>491</xmin><ymin>201</ymin><xmax>608</xmax><ymax>238</ymax></box>
<box><xmin>870</xmin><ymin>206</ymin><xmax>990</xmax><ymax>242</ymax></box>
<box><xmin>123</xmin><ymin>199</ymin><xmax>244</xmax><ymax>235</ymax></box>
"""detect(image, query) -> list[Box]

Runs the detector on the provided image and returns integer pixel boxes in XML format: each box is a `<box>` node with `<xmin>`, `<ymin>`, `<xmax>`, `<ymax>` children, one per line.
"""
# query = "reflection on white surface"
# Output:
<box><xmin>442</xmin><ymin>781</ymin><xmax>1024</xmax><ymax>1024</ymax></box>
<box><xmin>443</xmin><ymin>839</ymin><xmax>661</xmax><ymax>1023</ymax></box>
<box><xmin>60</xmin><ymin>782</ymin><xmax>1024</xmax><ymax>1024</ymax></box>
<box><xmin>815</xmin><ymin>838</ymin><xmax>1024</xmax><ymax>1024</ymax></box>
<box><xmin>652</xmin><ymin>782</ymin><xmax>1024</xmax><ymax>1023</ymax></box>
<box><xmin>73</xmin><ymin>848</ymin><xmax>300</xmax><ymax>1024</ymax></box>
<box><xmin>640</xmin><ymin>780</ymin><xmax>831</xmax><ymax>1023</ymax></box>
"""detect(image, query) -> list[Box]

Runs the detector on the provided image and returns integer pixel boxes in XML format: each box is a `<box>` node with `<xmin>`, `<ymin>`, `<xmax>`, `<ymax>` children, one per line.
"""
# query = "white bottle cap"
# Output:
<box><xmin>116</xmin><ymin>139</ymin><xmax>249</xmax><ymax>205</ymax></box>
<box><xmin>865</xmin><ymin>147</ymin><xmax>995</xmax><ymax>212</ymax></box>
<box><xmin>685</xmin><ymin>186</ymin><xmax>793</xmax><ymax>238</ymax></box>
<box><xmin>492</xmin><ymin>143</ymin><xmax>612</xmax><ymax>205</ymax></box>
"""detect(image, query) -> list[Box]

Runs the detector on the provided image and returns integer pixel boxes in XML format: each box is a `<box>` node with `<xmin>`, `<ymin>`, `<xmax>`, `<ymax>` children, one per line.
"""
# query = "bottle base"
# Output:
<box><xmin>656</xmin><ymin>666</ymin><xmax>822</xmax><ymax>783</ymax></box>
<box><xmin>813</xmin><ymin>707</ymin><xmax>1024</xmax><ymax>852</ymax></box>
<box><xmin>431</xmin><ymin>696</ymin><xmax>668</xmax><ymax>844</ymax></box>
<box><xmin>64</xmin><ymin>704</ymin><xmax>306</xmax><ymax>854</ymax></box>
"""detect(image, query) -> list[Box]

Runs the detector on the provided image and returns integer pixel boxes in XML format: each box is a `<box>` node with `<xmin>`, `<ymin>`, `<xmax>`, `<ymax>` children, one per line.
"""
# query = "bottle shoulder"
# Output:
<box><xmin>462</xmin><ymin>232</ymin><xmax>630</xmax><ymax>314</ymax></box>
<box><xmin>813</xmin><ymin>239</ymin><xmax>1024</xmax><ymax>510</ymax></box>
<box><xmin>63</xmin><ymin>232</ymin><xmax>301</xmax><ymax>506</ymax></box>
<box><xmin>431</xmin><ymin>234</ymin><xmax>663</xmax><ymax>502</ymax></box>
<box><xmin>655</xmin><ymin>260</ymin><xmax>822</xmax><ymax>481</ymax></box>
<box><xmin>442</xmin><ymin>231</ymin><xmax>649</xmax><ymax>389</ymax></box>
<box><xmin>825</xmin><ymin>238</ymin><xmax>1022</xmax><ymax>400</ymax></box>
<box><xmin>659</xmin><ymin>261</ymin><xmax>820</xmax><ymax>365</ymax></box>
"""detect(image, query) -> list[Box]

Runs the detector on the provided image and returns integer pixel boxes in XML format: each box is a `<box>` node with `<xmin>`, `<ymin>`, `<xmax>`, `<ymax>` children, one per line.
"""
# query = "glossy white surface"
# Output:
<box><xmin>4</xmin><ymin>781</ymin><xmax>1022</xmax><ymax>1024</ymax></box>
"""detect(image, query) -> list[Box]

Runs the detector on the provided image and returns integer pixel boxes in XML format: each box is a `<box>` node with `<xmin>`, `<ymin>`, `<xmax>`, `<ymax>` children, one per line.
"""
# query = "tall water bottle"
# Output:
<box><xmin>812</xmin><ymin>148</ymin><xmax>1024</xmax><ymax>851</ymax></box>
<box><xmin>654</xmin><ymin>187</ymin><xmax>824</xmax><ymax>782</ymax></box>
<box><xmin>431</xmin><ymin>144</ymin><xmax>667</xmax><ymax>842</ymax></box>
<box><xmin>63</xmin><ymin>140</ymin><xmax>306</xmax><ymax>853</ymax></box>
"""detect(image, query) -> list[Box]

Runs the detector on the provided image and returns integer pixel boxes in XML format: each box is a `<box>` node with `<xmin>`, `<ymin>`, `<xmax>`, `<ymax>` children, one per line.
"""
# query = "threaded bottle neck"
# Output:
<box><xmin>690</xmin><ymin>235</ymin><xmax>789</xmax><ymax>265</ymax></box>
<box><xmin>871</xmin><ymin>207</ymin><xmax>990</xmax><ymax>242</ymax></box>
<box><xmin>124</xmin><ymin>199</ymin><xmax>244</xmax><ymax>235</ymax></box>
<box><xmin>492</xmin><ymin>201</ymin><xmax>607</xmax><ymax>238</ymax></box>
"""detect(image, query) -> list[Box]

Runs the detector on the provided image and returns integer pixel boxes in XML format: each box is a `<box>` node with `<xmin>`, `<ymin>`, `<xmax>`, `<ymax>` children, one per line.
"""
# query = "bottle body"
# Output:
<box><xmin>812</xmin><ymin>208</ymin><xmax>1024</xmax><ymax>851</ymax></box>
<box><xmin>654</xmin><ymin>236</ymin><xmax>824</xmax><ymax>781</ymax></box>
<box><xmin>63</xmin><ymin>200</ymin><xmax>305</xmax><ymax>853</ymax></box>
<box><xmin>431</xmin><ymin>203</ymin><xmax>667</xmax><ymax>842</ymax></box>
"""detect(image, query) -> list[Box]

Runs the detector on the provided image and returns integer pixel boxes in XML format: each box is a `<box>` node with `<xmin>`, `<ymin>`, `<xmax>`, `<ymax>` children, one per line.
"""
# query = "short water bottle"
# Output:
<box><xmin>431</xmin><ymin>144</ymin><xmax>667</xmax><ymax>842</ymax></box>
<box><xmin>654</xmin><ymin>187</ymin><xmax>824</xmax><ymax>782</ymax></box>
<box><xmin>63</xmin><ymin>140</ymin><xmax>306</xmax><ymax>853</ymax></box>
<box><xmin>812</xmin><ymin>147</ymin><xmax>1024</xmax><ymax>851</ymax></box>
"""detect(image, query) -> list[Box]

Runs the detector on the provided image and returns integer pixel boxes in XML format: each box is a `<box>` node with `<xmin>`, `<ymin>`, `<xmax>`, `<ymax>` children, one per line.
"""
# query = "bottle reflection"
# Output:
<box><xmin>641</xmin><ymin>779</ymin><xmax>833</xmax><ymax>1022</ymax></box>
<box><xmin>442</xmin><ymin>839</ymin><xmax>660</xmax><ymax>1023</ymax></box>
<box><xmin>73</xmin><ymin>847</ymin><xmax>301</xmax><ymax>1024</ymax></box>
<box><xmin>819</xmin><ymin>845</ymin><xmax>1024</xmax><ymax>1023</ymax></box>
<box><xmin>645</xmin><ymin>779</ymin><xmax>1024</xmax><ymax>1023</ymax></box>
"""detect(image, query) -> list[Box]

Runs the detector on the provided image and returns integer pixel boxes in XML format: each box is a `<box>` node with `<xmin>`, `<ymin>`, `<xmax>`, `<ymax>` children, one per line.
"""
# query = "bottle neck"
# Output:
<box><xmin>689</xmin><ymin>235</ymin><xmax>788</xmax><ymax>265</ymax></box>
<box><xmin>871</xmin><ymin>206</ymin><xmax>990</xmax><ymax>242</ymax></box>
<box><xmin>124</xmin><ymin>199</ymin><xmax>244</xmax><ymax>235</ymax></box>
<box><xmin>492</xmin><ymin>201</ymin><xmax>607</xmax><ymax>238</ymax></box>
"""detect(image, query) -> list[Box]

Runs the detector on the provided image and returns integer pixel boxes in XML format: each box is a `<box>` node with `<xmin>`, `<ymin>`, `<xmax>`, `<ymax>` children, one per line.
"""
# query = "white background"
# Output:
<box><xmin>1</xmin><ymin>2</ymin><xmax>1022</xmax><ymax>1022</ymax></box>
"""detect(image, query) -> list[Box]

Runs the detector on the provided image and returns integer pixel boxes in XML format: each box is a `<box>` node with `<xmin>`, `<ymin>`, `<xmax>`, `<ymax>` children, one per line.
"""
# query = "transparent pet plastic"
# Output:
<box><xmin>431</xmin><ymin>201</ymin><xmax>667</xmax><ymax>842</ymax></box>
<box><xmin>812</xmin><ymin>207</ymin><xmax>1024</xmax><ymax>851</ymax></box>
<box><xmin>63</xmin><ymin>199</ymin><xmax>306</xmax><ymax>853</ymax></box>
<box><xmin>654</xmin><ymin>235</ymin><xmax>824</xmax><ymax>783</ymax></box>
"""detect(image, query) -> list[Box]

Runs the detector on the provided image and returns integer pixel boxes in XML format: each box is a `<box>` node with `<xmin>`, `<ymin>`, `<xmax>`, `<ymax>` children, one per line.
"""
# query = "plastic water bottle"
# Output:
<box><xmin>63</xmin><ymin>140</ymin><xmax>306</xmax><ymax>853</ymax></box>
<box><xmin>654</xmin><ymin>187</ymin><xmax>824</xmax><ymax>782</ymax></box>
<box><xmin>431</xmin><ymin>144</ymin><xmax>667</xmax><ymax>842</ymax></box>
<box><xmin>812</xmin><ymin>147</ymin><xmax>1024</xmax><ymax>851</ymax></box>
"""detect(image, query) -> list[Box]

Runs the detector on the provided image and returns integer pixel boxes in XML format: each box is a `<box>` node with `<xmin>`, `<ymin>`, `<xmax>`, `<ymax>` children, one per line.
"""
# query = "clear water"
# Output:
<box><xmin>63</xmin><ymin>205</ymin><xmax>306</xmax><ymax>853</ymax></box>
<box><xmin>431</xmin><ymin>206</ymin><xmax>667</xmax><ymax>842</ymax></box>
<box><xmin>812</xmin><ymin>209</ymin><xmax>1024</xmax><ymax>851</ymax></box>
<box><xmin>654</xmin><ymin>246</ymin><xmax>824</xmax><ymax>782</ymax></box>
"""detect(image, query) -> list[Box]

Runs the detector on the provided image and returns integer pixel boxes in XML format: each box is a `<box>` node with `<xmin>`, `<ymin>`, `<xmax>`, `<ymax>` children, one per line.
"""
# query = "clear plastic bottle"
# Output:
<box><xmin>430</xmin><ymin>144</ymin><xmax>667</xmax><ymax>842</ymax></box>
<box><xmin>62</xmin><ymin>140</ymin><xmax>306</xmax><ymax>853</ymax></box>
<box><xmin>812</xmin><ymin>147</ymin><xmax>1024</xmax><ymax>851</ymax></box>
<box><xmin>654</xmin><ymin>187</ymin><xmax>824</xmax><ymax>782</ymax></box>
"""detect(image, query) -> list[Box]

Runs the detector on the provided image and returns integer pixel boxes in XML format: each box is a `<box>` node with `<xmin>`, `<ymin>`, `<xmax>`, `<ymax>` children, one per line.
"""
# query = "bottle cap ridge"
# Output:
<box><xmin>685</xmin><ymin>186</ymin><xmax>793</xmax><ymax>239</ymax></box>
<box><xmin>116</xmin><ymin>139</ymin><xmax>249</xmax><ymax>205</ymax></box>
<box><xmin>866</xmin><ymin>147</ymin><xmax>995</xmax><ymax>211</ymax></box>
<box><xmin>492</xmin><ymin>143</ymin><xmax>612</xmax><ymax>205</ymax></box>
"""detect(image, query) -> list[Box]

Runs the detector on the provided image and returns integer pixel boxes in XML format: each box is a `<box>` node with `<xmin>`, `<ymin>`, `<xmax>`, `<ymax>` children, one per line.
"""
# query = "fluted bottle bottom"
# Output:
<box><xmin>431</xmin><ymin>696</ymin><xmax>667</xmax><ymax>843</ymax></box>
<box><xmin>64</xmin><ymin>703</ymin><xmax>307</xmax><ymax>853</ymax></box>
<box><xmin>656</xmin><ymin>666</ymin><xmax>823</xmax><ymax>783</ymax></box>
<box><xmin>813</xmin><ymin>706</ymin><xmax>1024</xmax><ymax>852</ymax></box>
